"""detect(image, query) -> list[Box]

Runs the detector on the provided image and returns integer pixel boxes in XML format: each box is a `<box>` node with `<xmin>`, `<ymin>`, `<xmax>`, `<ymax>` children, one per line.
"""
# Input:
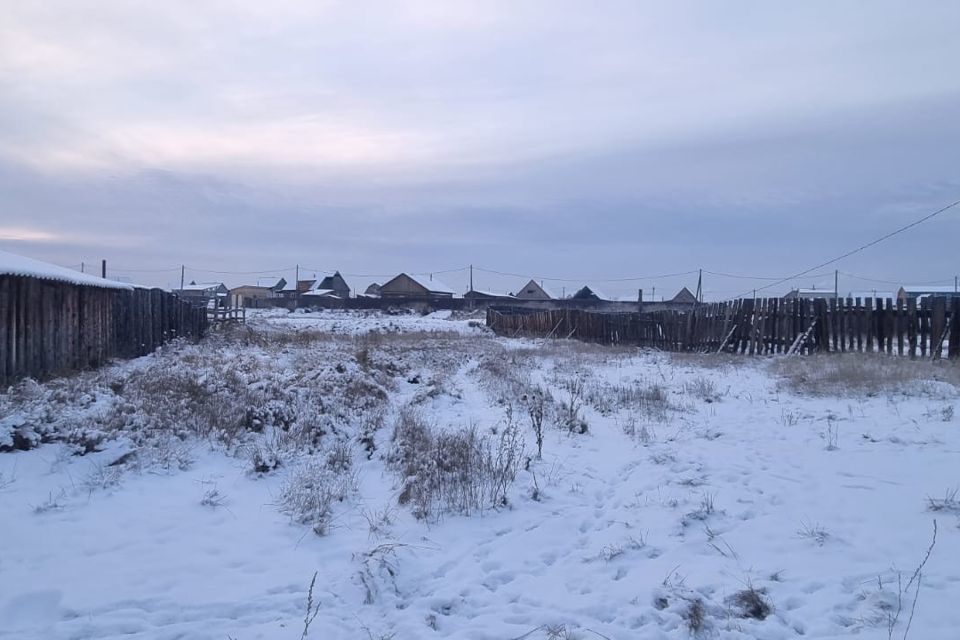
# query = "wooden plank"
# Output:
<box><xmin>907</xmin><ymin>297</ymin><xmax>918</xmax><ymax>359</ymax></box>
<box><xmin>919</xmin><ymin>298</ymin><xmax>929</xmax><ymax>358</ymax></box>
<box><xmin>896</xmin><ymin>298</ymin><xmax>904</xmax><ymax>356</ymax></box>
<box><xmin>0</xmin><ymin>277</ymin><xmax>8</xmax><ymax>385</ymax></box>
<box><xmin>931</xmin><ymin>296</ymin><xmax>946</xmax><ymax>358</ymax></box>
<box><xmin>949</xmin><ymin>298</ymin><xmax>960</xmax><ymax>360</ymax></box>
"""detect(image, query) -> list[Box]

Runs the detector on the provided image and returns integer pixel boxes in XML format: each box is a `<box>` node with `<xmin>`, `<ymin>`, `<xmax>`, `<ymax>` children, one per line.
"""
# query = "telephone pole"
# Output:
<box><xmin>695</xmin><ymin>268</ymin><xmax>703</xmax><ymax>303</ymax></box>
<box><xmin>101</xmin><ymin>259</ymin><xmax>106</xmax><ymax>279</ymax></box>
<box><xmin>834</xmin><ymin>269</ymin><xmax>839</xmax><ymax>299</ymax></box>
<box><xmin>180</xmin><ymin>265</ymin><xmax>185</xmax><ymax>291</ymax></box>
<box><xmin>81</xmin><ymin>262</ymin><xmax>84</xmax><ymax>273</ymax></box>
<box><xmin>469</xmin><ymin>264</ymin><xmax>473</xmax><ymax>293</ymax></box>
<box><xmin>295</xmin><ymin>264</ymin><xmax>300</xmax><ymax>307</ymax></box>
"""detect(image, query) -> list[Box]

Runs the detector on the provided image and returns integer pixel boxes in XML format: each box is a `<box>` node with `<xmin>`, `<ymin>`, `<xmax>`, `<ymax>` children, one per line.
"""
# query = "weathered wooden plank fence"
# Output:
<box><xmin>1</xmin><ymin>276</ymin><xmax>207</xmax><ymax>386</ymax></box>
<box><xmin>487</xmin><ymin>297</ymin><xmax>960</xmax><ymax>359</ymax></box>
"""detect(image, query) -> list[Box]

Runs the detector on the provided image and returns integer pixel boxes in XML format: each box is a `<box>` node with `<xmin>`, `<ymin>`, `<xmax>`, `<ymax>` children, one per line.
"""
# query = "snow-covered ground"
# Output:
<box><xmin>1</xmin><ymin>309</ymin><xmax>958</xmax><ymax>640</ymax></box>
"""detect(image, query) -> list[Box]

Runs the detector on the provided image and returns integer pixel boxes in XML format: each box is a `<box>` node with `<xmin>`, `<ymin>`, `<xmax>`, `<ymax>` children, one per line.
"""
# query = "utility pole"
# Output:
<box><xmin>101</xmin><ymin>259</ymin><xmax>106</xmax><ymax>279</ymax></box>
<box><xmin>696</xmin><ymin>268</ymin><xmax>703</xmax><ymax>303</ymax></box>
<box><xmin>180</xmin><ymin>265</ymin><xmax>185</xmax><ymax>291</ymax></box>
<box><xmin>834</xmin><ymin>269</ymin><xmax>839</xmax><ymax>300</ymax></box>
<box><xmin>295</xmin><ymin>264</ymin><xmax>300</xmax><ymax>308</ymax></box>
<box><xmin>652</xmin><ymin>286</ymin><xmax>656</xmax><ymax>300</ymax></box>
<box><xmin>469</xmin><ymin>264</ymin><xmax>473</xmax><ymax>293</ymax></box>
<box><xmin>81</xmin><ymin>262</ymin><xmax>84</xmax><ymax>273</ymax></box>
<box><xmin>955</xmin><ymin>275</ymin><xmax>958</xmax><ymax>293</ymax></box>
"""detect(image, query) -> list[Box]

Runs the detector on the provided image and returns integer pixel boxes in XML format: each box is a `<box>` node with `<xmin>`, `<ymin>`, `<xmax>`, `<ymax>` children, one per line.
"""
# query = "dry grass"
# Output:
<box><xmin>387</xmin><ymin>408</ymin><xmax>524</xmax><ymax>521</ymax></box>
<box><xmin>775</xmin><ymin>354</ymin><xmax>960</xmax><ymax>397</ymax></box>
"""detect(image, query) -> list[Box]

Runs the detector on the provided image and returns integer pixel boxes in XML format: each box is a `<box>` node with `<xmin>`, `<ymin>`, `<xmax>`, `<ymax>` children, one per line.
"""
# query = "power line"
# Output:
<box><xmin>299</xmin><ymin>266</ymin><xmax>469</xmax><ymax>279</ymax></box>
<box><xmin>185</xmin><ymin>266</ymin><xmax>297</xmax><ymax>275</ymax></box>
<box><xmin>110</xmin><ymin>266</ymin><xmax>183</xmax><ymax>273</ymax></box>
<box><xmin>839</xmin><ymin>271</ymin><xmax>953</xmax><ymax>286</ymax></box>
<box><xmin>731</xmin><ymin>197</ymin><xmax>960</xmax><ymax>299</ymax></box>
<box><xmin>473</xmin><ymin>266</ymin><xmax>698</xmax><ymax>283</ymax></box>
<box><xmin>704</xmin><ymin>269</ymin><xmax>833</xmax><ymax>281</ymax></box>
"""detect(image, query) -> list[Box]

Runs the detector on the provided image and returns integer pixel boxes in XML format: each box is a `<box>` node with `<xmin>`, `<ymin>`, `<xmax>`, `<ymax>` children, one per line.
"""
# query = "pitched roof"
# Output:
<box><xmin>572</xmin><ymin>285</ymin><xmax>610</xmax><ymax>301</ymax></box>
<box><xmin>318</xmin><ymin>271</ymin><xmax>350</xmax><ymax>291</ymax></box>
<box><xmin>671</xmin><ymin>286</ymin><xmax>698</xmax><ymax>304</ymax></box>
<box><xmin>404</xmin><ymin>273</ymin><xmax>456</xmax><ymax>294</ymax></box>
<box><xmin>0</xmin><ymin>249</ymin><xmax>133</xmax><ymax>290</ymax></box>
<box><xmin>516</xmin><ymin>279</ymin><xmax>557</xmax><ymax>299</ymax></box>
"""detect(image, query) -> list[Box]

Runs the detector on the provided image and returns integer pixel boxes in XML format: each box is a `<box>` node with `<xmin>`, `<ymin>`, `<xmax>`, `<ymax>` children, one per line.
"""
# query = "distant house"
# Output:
<box><xmin>317</xmin><ymin>271</ymin><xmax>350</xmax><ymax>298</ymax></box>
<box><xmin>379</xmin><ymin>273</ymin><xmax>455</xmax><ymax>299</ymax></box>
<box><xmin>230</xmin><ymin>277</ymin><xmax>286</xmax><ymax>305</ymax></box>
<box><xmin>897</xmin><ymin>286</ymin><xmax>960</xmax><ymax>302</ymax></box>
<box><xmin>571</xmin><ymin>285</ymin><xmax>609</xmax><ymax>301</ymax></box>
<box><xmin>846</xmin><ymin>290</ymin><xmax>896</xmax><ymax>301</ymax></box>
<box><xmin>515</xmin><ymin>279</ymin><xmax>555</xmax><ymax>300</ymax></box>
<box><xmin>280</xmin><ymin>279</ymin><xmax>318</xmax><ymax>298</ymax></box>
<box><xmin>301</xmin><ymin>288</ymin><xmax>342</xmax><ymax>302</ymax></box>
<box><xmin>363</xmin><ymin>283</ymin><xmax>382</xmax><ymax>297</ymax></box>
<box><xmin>670</xmin><ymin>286</ymin><xmax>698</xmax><ymax>305</ymax></box>
<box><xmin>464</xmin><ymin>290</ymin><xmax>514</xmax><ymax>301</ymax></box>
<box><xmin>178</xmin><ymin>281</ymin><xmax>228</xmax><ymax>306</ymax></box>
<box><xmin>783</xmin><ymin>288</ymin><xmax>836</xmax><ymax>300</ymax></box>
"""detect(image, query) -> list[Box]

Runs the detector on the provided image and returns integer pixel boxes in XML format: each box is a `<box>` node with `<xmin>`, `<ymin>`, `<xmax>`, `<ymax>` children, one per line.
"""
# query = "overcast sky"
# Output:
<box><xmin>1</xmin><ymin>1</ymin><xmax>959</xmax><ymax>298</ymax></box>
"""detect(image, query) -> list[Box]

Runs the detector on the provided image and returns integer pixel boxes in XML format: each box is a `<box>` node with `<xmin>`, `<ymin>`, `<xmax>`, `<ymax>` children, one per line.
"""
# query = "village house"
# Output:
<box><xmin>897</xmin><ymin>285</ymin><xmax>960</xmax><ymax>302</ymax></box>
<box><xmin>464</xmin><ymin>289</ymin><xmax>514</xmax><ymax>301</ymax></box>
<box><xmin>670</xmin><ymin>286</ymin><xmax>698</xmax><ymax>305</ymax></box>
<box><xmin>571</xmin><ymin>285</ymin><xmax>609</xmax><ymax>301</ymax></box>
<box><xmin>379</xmin><ymin>273</ymin><xmax>456</xmax><ymax>299</ymax></box>
<box><xmin>514</xmin><ymin>279</ymin><xmax>555</xmax><ymax>300</ymax></box>
<box><xmin>316</xmin><ymin>271</ymin><xmax>351</xmax><ymax>298</ymax></box>
<box><xmin>229</xmin><ymin>277</ymin><xmax>286</xmax><ymax>306</ymax></box>
<box><xmin>783</xmin><ymin>287</ymin><xmax>836</xmax><ymax>300</ymax></box>
<box><xmin>279</xmin><ymin>279</ymin><xmax>318</xmax><ymax>299</ymax></box>
<box><xmin>362</xmin><ymin>283</ymin><xmax>382</xmax><ymax>297</ymax></box>
<box><xmin>846</xmin><ymin>289</ymin><xmax>897</xmax><ymax>301</ymax></box>
<box><xmin>177</xmin><ymin>281</ymin><xmax>228</xmax><ymax>306</ymax></box>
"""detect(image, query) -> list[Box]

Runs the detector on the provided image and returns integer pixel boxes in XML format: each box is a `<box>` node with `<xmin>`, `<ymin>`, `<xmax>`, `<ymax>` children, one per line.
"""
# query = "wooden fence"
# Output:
<box><xmin>1</xmin><ymin>275</ymin><xmax>208</xmax><ymax>386</ymax></box>
<box><xmin>487</xmin><ymin>297</ymin><xmax>960</xmax><ymax>359</ymax></box>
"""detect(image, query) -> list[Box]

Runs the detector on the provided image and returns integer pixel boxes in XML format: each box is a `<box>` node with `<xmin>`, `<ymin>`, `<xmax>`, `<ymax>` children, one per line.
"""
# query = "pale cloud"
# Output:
<box><xmin>0</xmin><ymin>1</ymin><xmax>959</xmax><ymax>296</ymax></box>
<box><xmin>0</xmin><ymin>226</ymin><xmax>59</xmax><ymax>242</ymax></box>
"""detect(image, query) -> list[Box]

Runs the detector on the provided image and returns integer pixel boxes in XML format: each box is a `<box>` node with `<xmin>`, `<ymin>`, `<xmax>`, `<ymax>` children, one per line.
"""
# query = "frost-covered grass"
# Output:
<box><xmin>1</xmin><ymin>308</ymin><xmax>959</xmax><ymax>639</ymax></box>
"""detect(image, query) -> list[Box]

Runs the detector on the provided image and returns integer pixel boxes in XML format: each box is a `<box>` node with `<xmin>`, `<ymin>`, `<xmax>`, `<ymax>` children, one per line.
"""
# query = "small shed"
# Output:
<box><xmin>363</xmin><ymin>283</ymin><xmax>382</xmax><ymax>297</ymax></box>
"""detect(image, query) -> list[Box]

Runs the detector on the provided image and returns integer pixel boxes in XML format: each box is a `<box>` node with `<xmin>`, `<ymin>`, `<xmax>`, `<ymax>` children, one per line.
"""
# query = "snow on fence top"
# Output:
<box><xmin>0</xmin><ymin>249</ymin><xmax>133</xmax><ymax>290</ymax></box>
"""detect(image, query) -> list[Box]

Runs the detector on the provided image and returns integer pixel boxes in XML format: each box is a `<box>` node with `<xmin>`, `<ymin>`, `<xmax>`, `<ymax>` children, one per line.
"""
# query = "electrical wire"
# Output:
<box><xmin>473</xmin><ymin>266</ymin><xmax>698</xmax><ymax>283</ymax></box>
<box><xmin>730</xmin><ymin>197</ymin><xmax>960</xmax><ymax>299</ymax></box>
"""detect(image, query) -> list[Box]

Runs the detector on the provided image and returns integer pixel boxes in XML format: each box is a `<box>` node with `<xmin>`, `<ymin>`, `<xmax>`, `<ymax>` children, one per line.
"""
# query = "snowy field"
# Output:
<box><xmin>1</xmin><ymin>309</ymin><xmax>959</xmax><ymax>640</ymax></box>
